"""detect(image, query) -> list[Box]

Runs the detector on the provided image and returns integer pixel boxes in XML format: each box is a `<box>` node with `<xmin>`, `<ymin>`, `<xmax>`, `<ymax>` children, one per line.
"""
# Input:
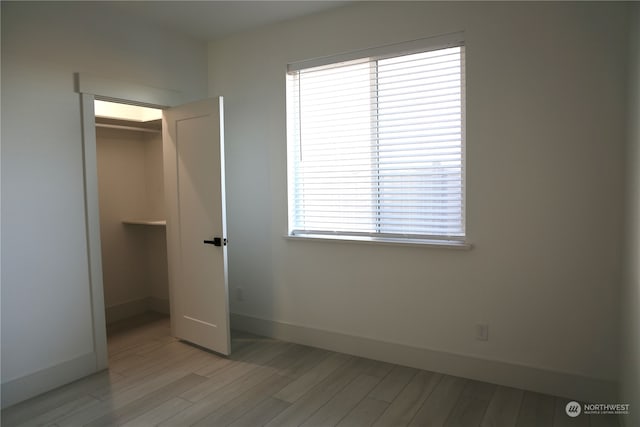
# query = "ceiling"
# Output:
<box><xmin>109</xmin><ymin>1</ymin><xmax>350</xmax><ymax>41</ymax></box>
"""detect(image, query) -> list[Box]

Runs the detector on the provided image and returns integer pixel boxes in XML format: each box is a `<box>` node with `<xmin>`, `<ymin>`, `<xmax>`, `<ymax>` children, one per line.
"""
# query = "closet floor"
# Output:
<box><xmin>2</xmin><ymin>314</ymin><xmax>619</xmax><ymax>426</ymax></box>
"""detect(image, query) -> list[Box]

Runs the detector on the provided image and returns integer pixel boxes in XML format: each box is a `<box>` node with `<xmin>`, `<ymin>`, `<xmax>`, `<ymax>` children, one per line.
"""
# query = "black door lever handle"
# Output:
<box><xmin>204</xmin><ymin>237</ymin><xmax>227</xmax><ymax>247</ymax></box>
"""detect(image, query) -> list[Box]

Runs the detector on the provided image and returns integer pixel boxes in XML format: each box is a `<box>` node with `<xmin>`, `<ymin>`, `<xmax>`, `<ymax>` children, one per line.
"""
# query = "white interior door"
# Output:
<box><xmin>163</xmin><ymin>97</ymin><xmax>230</xmax><ymax>355</ymax></box>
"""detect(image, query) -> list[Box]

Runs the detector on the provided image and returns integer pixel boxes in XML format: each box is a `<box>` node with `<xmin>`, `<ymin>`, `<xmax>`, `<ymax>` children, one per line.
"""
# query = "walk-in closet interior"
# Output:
<box><xmin>94</xmin><ymin>101</ymin><xmax>170</xmax><ymax>330</ymax></box>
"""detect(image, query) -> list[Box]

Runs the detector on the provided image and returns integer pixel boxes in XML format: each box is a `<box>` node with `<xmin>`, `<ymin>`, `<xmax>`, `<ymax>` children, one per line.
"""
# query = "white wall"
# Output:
<box><xmin>621</xmin><ymin>5</ymin><xmax>640</xmax><ymax>427</ymax></box>
<box><xmin>97</xmin><ymin>128</ymin><xmax>151</xmax><ymax>310</ymax></box>
<box><xmin>144</xmin><ymin>132</ymin><xmax>171</xmax><ymax>307</ymax></box>
<box><xmin>96</xmin><ymin>127</ymin><xmax>169</xmax><ymax>322</ymax></box>
<box><xmin>209</xmin><ymin>2</ymin><xmax>629</xmax><ymax>400</ymax></box>
<box><xmin>1</xmin><ymin>1</ymin><xmax>206</xmax><ymax>407</ymax></box>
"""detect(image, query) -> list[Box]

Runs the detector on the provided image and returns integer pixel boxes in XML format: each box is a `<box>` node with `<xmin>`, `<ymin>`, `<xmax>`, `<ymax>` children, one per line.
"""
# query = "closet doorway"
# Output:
<box><xmin>94</xmin><ymin>101</ymin><xmax>171</xmax><ymax>339</ymax></box>
<box><xmin>78</xmin><ymin>76</ymin><xmax>231</xmax><ymax>369</ymax></box>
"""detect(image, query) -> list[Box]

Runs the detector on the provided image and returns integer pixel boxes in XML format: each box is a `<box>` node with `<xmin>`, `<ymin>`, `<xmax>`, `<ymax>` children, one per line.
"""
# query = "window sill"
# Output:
<box><xmin>285</xmin><ymin>234</ymin><xmax>472</xmax><ymax>250</ymax></box>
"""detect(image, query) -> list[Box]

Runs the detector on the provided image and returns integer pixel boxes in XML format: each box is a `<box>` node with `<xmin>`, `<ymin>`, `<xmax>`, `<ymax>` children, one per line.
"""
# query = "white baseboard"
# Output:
<box><xmin>105</xmin><ymin>298</ymin><xmax>151</xmax><ymax>324</ymax></box>
<box><xmin>1</xmin><ymin>352</ymin><xmax>98</xmax><ymax>409</ymax></box>
<box><xmin>230</xmin><ymin>313</ymin><xmax>616</xmax><ymax>403</ymax></box>
<box><xmin>105</xmin><ymin>297</ymin><xmax>170</xmax><ymax>324</ymax></box>
<box><xmin>150</xmin><ymin>297</ymin><xmax>170</xmax><ymax>315</ymax></box>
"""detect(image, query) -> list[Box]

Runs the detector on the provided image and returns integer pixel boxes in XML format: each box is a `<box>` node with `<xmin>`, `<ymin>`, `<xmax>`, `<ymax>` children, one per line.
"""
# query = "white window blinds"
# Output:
<box><xmin>287</xmin><ymin>40</ymin><xmax>465</xmax><ymax>243</ymax></box>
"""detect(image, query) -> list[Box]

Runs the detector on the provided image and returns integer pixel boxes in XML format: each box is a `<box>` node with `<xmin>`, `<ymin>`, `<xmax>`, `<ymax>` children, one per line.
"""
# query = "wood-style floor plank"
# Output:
<box><xmin>14</xmin><ymin>395</ymin><xmax>100</xmax><ymax>427</ymax></box>
<box><xmin>84</xmin><ymin>373</ymin><xmax>207</xmax><ymax>427</ymax></box>
<box><xmin>408</xmin><ymin>374</ymin><xmax>467</xmax><ymax>427</ymax></box>
<box><xmin>265</xmin><ymin>357</ymin><xmax>389</xmax><ymax>427</ymax></box>
<box><xmin>369</xmin><ymin>365</ymin><xmax>418</xmax><ymax>403</ymax></box>
<box><xmin>277</xmin><ymin>346</ymin><xmax>331</xmax><ymax>379</ymax></box>
<box><xmin>2</xmin><ymin>313</ymin><xmax>611</xmax><ymax>427</ymax></box>
<box><xmin>106</xmin><ymin>312</ymin><xmax>171</xmax><ymax>355</ymax></box>
<box><xmin>89</xmin><ymin>343</ymin><xmax>202</xmax><ymax>401</ymax></box>
<box><xmin>120</xmin><ymin>397</ymin><xmax>192</xmax><ymax>427</ymax></box>
<box><xmin>443</xmin><ymin>380</ymin><xmax>496</xmax><ymax>427</ymax></box>
<box><xmin>300</xmin><ymin>374</ymin><xmax>382</xmax><ymax>427</ymax></box>
<box><xmin>337</xmin><ymin>396</ymin><xmax>390</xmax><ymax>427</ymax></box>
<box><xmin>192</xmin><ymin>373</ymin><xmax>292</xmax><ymax>426</ymax></box>
<box><xmin>180</xmin><ymin>341</ymin><xmax>293</xmax><ymax>402</ymax></box>
<box><xmin>373</xmin><ymin>370</ymin><xmax>442</xmax><ymax>427</ymax></box>
<box><xmin>480</xmin><ymin>386</ymin><xmax>524</xmax><ymax>427</ymax></box>
<box><xmin>108</xmin><ymin>340</ymin><xmax>198</xmax><ymax>377</ymax></box>
<box><xmin>1</xmin><ymin>371</ymin><xmax>122</xmax><ymax>427</ymax></box>
<box><xmin>159</xmin><ymin>365</ymin><xmax>283</xmax><ymax>426</ymax></box>
<box><xmin>273</xmin><ymin>352</ymin><xmax>352</xmax><ymax>403</ymax></box>
<box><xmin>515</xmin><ymin>391</ymin><xmax>555</xmax><ymax>427</ymax></box>
<box><xmin>228</xmin><ymin>396</ymin><xmax>290</xmax><ymax>427</ymax></box>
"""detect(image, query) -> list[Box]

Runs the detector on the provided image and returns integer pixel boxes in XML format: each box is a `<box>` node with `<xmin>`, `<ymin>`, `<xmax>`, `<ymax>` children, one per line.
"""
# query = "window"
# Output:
<box><xmin>286</xmin><ymin>35</ymin><xmax>465</xmax><ymax>245</ymax></box>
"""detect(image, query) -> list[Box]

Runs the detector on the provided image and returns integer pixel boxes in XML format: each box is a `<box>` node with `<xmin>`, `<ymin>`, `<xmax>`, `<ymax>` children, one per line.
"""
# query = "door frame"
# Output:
<box><xmin>76</xmin><ymin>73</ymin><xmax>185</xmax><ymax>370</ymax></box>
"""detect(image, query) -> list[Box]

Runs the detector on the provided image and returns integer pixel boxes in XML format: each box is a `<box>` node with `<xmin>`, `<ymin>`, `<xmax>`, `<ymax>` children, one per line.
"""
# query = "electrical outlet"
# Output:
<box><xmin>475</xmin><ymin>323</ymin><xmax>489</xmax><ymax>341</ymax></box>
<box><xmin>236</xmin><ymin>287</ymin><xmax>244</xmax><ymax>302</ymax></box>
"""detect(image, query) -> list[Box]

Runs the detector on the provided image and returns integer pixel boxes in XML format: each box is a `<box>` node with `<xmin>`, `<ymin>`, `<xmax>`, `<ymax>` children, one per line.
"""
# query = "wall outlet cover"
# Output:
<box><xmin>475</xmin><ymin>323</ymin><xmax>489</xmax><ymax>341</ymax></box>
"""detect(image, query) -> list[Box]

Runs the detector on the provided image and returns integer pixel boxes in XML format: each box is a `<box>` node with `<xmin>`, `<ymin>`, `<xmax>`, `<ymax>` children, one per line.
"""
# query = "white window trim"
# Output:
<box><xmin>285</xmin><ymin>234</ymin><xmax>473</xmax><ymax>250</ymax></box>
<box><xmin>288</xmin><ymin>31</ymin><xmax>465</xmax><ymax>72</ymax></box>
<box><xmin>286</xmin><ymin>32</ymin><xmax>468</xmax><ymax>247</ymax></box>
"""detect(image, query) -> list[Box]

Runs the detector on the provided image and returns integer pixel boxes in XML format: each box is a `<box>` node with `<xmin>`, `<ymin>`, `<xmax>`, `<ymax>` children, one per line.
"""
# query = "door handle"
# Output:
<box><xmin>204</xmin><ymin>237</ymin><xmax>227</xmax><ymax>247</ymax></box>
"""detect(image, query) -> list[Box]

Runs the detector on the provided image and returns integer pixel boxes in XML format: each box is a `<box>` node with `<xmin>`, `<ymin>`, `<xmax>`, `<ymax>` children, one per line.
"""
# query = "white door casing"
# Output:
<box><xmin>79</xmin><ymin>74</ymin><xmax>184</xmax><ymax>371</ymax></box>
<box><xmin>78</xmin><ymin>73</ymin><xmax>231</xmax><ymax>370</ymax></box>
<box><xmin>163</xmin><ymin>97</ymin><xmax>231</xmax><ymax>355</ymax></box>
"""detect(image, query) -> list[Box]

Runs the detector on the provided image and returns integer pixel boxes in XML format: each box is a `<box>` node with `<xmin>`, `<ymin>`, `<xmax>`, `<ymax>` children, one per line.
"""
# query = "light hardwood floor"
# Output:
<box><xmin>2</xmin><ymin>313</ymin><xmax>619</xmax><ymax>427</ymax></box>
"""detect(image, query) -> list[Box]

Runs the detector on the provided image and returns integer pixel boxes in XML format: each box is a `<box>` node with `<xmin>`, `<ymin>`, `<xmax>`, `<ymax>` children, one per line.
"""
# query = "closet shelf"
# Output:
<box><xmin>96</xmin><ymin>123</ymin><xmax>161</xmax><ymax>133</ymax></box>
<box><xmin>122</xmin><ymin>219</ymin><xmax>167</xmax><ymax>226</ymax></box>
